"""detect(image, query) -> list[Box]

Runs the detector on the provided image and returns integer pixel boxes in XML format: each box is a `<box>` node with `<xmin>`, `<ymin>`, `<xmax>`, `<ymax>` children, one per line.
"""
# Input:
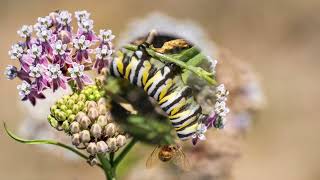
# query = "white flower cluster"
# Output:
<box><xmin>73</xmin><ymin>35</ymin><xmax>91</xmax><ymax>50</ymax></box>
<box><xmin>95</xmin><ymin>44</ymin><xmax>113</xmax><ymax>60</ymax></box>
<box><xmin>46</xmin><ymin>64</ymin><xmax>62</xmax><ymax>79</ymax></box>
<box><xmin>17</xmin><ymin>25</ymin><xmax>33</xmax><ymax>38</ymax></box>
<box><xmin>75</xmin><ymin>10</ymin><xmax>93</xmax><ymax>33</ymax></box>
<box><xmin>17</xmin><ymin>81</ymin><xmax>31</xmax><ymax>98</ymax></box>
<box><xmin>56</xmin><ymin>10</ymin><xmax>72</xmax><ymax>26</ymax></box>
<box><xmin>99</xmin><ymin>29</ymin><xmax>115</xmax><ymax>42</ymax></box>
<box><xmin>68</xmin><ymin>62</ymin><xmax>85</xmax><ymax>78</ymax></box>
<box><xmin>29</xmin><ymin>64</ymin><xmax>43</xmax><ymax>78</ymax></box>
<box><xmin>28</xmin><ymin>44</ymin><xmax>42</xmax><ymax>58</ymax></box>
<box><xmin>8</xmin><ymin>43</ymin><xmax>24</xmax><ymax>59</ymax></box>
<box><xmin>214</xmin><ymin>84</ymin><xmax>230</xmax><ymax>117</ymax></box>
<box><xmin>52</xmin><ymin>40</ymin><xmax>68</xmax><ymax>55</ymax></box>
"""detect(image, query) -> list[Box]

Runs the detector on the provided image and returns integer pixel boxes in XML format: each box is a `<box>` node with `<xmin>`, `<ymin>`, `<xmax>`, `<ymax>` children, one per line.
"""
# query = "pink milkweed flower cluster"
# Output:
<box><xmin>5</xmin><ymin>10</ymin><xmax>115</xmax><ymax>105</ymax></box>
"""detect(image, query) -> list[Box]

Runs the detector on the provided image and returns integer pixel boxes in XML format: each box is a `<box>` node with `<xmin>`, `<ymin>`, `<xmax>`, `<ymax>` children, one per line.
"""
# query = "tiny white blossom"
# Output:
<box><xmin>46</xmin><ymin>64</ymin><xmax>62</xmax><ymax>79</ymax></box>
<box><xmin>78</xmin><ymin>18</ymin><xmax>93</xmax><ymax>33</ymax></box>
<box><xmin>17</xmin><ymin>25</ymin><xmax>33</xmax><ymax>38</ymax></box>
<box><xmin>75</xmin><ymin>10</ymin><xmax>90</xmax><ymax>21</ymax></box>
<box><xmin>73</xmin><ymin>35</ymin><xmax>91</xmax><ymax>50</ymax></box>
<box><xmin>214</xmin><ymin>101</ymin><xmax>230</xmax><ymax>117</ymax></box>
<box><xmin>36</xmin><ymin>28</ymin><xmax>52</xmax><ymax>42</ymax></box>
<box><xmin>192</xmin><ymin>123</ymin><xmax>207</xmax><ymax>141</ymax></box>
<box><xmin>56</xmin><ymin>10</ymin><xmax>72</xmax><ymax>26</ymax></box>
<box><xmin>17</xmin><ymin>81</ymin><xmax>31</xmax><ymax>98</ymax></box>
<box><xmin>4</xmin><ymin>65</ymin><xmax>18</xmax><ymax>80</ymax></box>
<box><xmin>36</xmin><ymin>16</ymin><xmax>52</xmax><ymax>28</ymax></box>
<box><xmin>8</xmin><ymin>43</ymin><xmax>24</xmax><ymax>59</ymax></box>
<box><xmin>99</xmin><ymin>29</ymin><xmax>115</xmax><ymax>42</ymax></box>
<box><xmin>29</xmin><ymin>64</ymin><xmax>43</xmax><ymax>78</ymax></box>
<box><xmin>95</xmin><ymin>45</ymin><xmax>112</xmax><ymax>60</ymax></box>
<box><xmin>68</xmin><ymin>63</ymin><xmax>84</xmax><ymax>78</ymax></box>
<box><xmin>27</xmin><ymin>44</ymin><xmax>42</xmax><ymax>58</ymax></box>
<box><xmin>52</xmin><ymin>40</ymin><xmax>68</xmax><ymax>55</ymax></box>
<box><xmin>215</xmin><ymin>84</ymin><xmax>229</xmax><ymax>102</ymax></box>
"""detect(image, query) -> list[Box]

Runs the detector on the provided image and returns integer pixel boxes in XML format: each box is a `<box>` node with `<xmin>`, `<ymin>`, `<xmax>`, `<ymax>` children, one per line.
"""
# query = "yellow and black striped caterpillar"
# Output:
<box><xmin>109</xmin><ymin>43</ymin><xmax>208</xmax><ymax>140</ymax></box>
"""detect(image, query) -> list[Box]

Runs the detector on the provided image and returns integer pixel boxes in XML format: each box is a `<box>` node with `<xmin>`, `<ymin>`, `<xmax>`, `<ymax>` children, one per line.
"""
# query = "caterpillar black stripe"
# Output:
<box><xmin>109</xmin><ymin>44</ymin><xmax>207</xmax><ymax>140</ymax></box>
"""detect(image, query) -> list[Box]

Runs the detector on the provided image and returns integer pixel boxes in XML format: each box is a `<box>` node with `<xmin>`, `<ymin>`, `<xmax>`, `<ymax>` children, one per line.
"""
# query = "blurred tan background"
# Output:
<box><xmin>1</xmin><ymin>0</ymin><xmax>320</xmax><ymax>180</ymax></box>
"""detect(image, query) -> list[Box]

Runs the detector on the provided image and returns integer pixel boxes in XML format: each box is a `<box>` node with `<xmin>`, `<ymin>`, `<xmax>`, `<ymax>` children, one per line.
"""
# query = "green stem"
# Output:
<box><xmin>109</xmin><ymin>152</ymin><xmax>115</xmax><ymax>166</ymax></box>
<box><xmin>3</xmin><ymin>122</ymin><xmax>103</xmax><ymax>169</ymax></box>
<box><xmin>114</xmin><ymin>138</ymin><xmax>137</xmax><ymax>168</ymax></box>
<box><xmin>97</xmin><ymin>154</ymin><xmax>116</xmax><ymax>180</ymax></box>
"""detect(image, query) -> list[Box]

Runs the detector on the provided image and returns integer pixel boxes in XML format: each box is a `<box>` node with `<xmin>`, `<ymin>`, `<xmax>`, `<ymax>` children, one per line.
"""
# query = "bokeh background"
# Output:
<box><xmin>1</xmin><ymin>0</ymin><xmax>319</xmax><ymax>180</ymax></box>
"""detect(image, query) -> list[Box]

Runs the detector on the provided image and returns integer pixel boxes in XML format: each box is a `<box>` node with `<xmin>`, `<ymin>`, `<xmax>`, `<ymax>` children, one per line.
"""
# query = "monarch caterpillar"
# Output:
<box><xmin>109</xmin><ymin>41</ymin><xmax>209</xmax><ymax>141</ymax></box>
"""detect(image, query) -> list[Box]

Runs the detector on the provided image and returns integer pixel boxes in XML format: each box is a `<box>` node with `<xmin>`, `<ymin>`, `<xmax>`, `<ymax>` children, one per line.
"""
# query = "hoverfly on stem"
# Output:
<box><xmin>146</xmin><ymin>144</ymin><xmax>191</xmax><ymax>171</ymax></box>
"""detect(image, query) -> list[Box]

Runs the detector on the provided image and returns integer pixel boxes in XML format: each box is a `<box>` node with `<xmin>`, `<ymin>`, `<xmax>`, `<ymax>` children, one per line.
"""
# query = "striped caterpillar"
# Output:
<box><xmin>109</xmin><ymin>43</ymin><xmax>208</xmax><ymax>141</ymax></box>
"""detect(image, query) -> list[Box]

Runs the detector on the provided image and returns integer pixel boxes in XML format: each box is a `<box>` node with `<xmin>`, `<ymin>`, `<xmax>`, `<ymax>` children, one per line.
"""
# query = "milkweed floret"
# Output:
<box><xmin>5</xmin><ymin>10</ymin><xmax>115</xmax><ymax>105</ymax></box>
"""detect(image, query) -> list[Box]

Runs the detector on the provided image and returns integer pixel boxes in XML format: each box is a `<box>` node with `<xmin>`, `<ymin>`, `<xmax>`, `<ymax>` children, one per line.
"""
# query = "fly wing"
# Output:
<box><xmin>146</xmin><ymin>146</ymin><xmax>161</xmax><ymax>169</ymax></box>
<box><xmin>172</xmin><ymin>149</ymin><xmax>191</xmax><ymax>171</ymax></box>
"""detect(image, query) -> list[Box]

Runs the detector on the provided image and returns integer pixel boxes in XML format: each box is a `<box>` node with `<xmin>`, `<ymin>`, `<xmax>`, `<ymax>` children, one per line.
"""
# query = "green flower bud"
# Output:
<box><xmin>116</xmin><ymin>135</ymin><xmax>127</xmax><ymax>147</ymax></box>
<box><xmin>48</xmin><ymin>115</ymin><xmax>58</xmax><ymax>128</ymax></box>
<box><xmin>57</xmin><ymin>112</ymin><xmax>67</xmax><ymax>121</ymax></box>
<box><xmin>56</xmin><ymin>99</ymin><xmax>64</xmax><ymax>106</ymax></box>
<box><xmin>97</xmin><ymin>141</ymin><xmax>108</xmax><ymax>153</ymax></box>
<box><xmin>66</xmin><ymin>99</ymin><xmax>75</xmax><ymax>109</ymax></box>
<box><xmin>70</xmin><ymin>121</ymin><xmax>81</xmax><ymax>134</ymax></box>
<box><xmin>53</xmin><ymin>109</ymin><xmax>61</xmax><ymax>118</ymax></box>
<box><xmin>72</xmin><ymin>104</ymin><xmax>80</xmax><ymax>114</ymax></box>
<box><xmin>50</xmin><ymin>105</ymin><xmax>58</xmax><ymax>114</ymax></box>
<box><xmin>98</xmin><ymin>104</ymin><xmax>107</xmax><ymax>115</ymax></box>
<box><xmin>88</xmin><ymin>108</ymin><xmax>99</xmax><ymax>121</ymax></box>
<box><xmin>61</xmin><ymin>120</ymin><xmax>69</xmax><ymax>132</ymax></box>
<box><xmin>107</xmin><ymin>138</ymin><xmax>117</xmax><ymax>152</ymax></box>
<box><xmin>100</xmin><ymin>90</ymin><xmax>106</xmax><ymax>97</ymax></box>
<box><xmin>75</xmin><ymin>111</ymin><xmax>86</xmax><ymax>122</ymax></box>
<box><xmin>71</xmin><ymin>93</ymin><xmax>79</xmax><ymax>102</ymax></box>
<box><xmin>86</xmin><ymin>101</ymin><xmax>97</xmax><ymax>109</ymax></box>
<box><xmin>86</xmin><ymin>142</ymin><xmax>97</xmax><ymax>155</ymax></box>
<box><xmin>79</xmin><ymin>115</ymin><xmax>91</xmax><ymax>129</ymax></box>
<box><xmin>84</xmin><ymin>89</ymin><xmax>92</xmax><ymax>97</ymax></box>
<box><xmin>65</xmin><ymin>109</ymin><xmax>73</xmax><ymax>117</ymax></box>
<box><xmin>88</xmin><ymin>94</ymin><xmax>95</xmax><ymax>101</ymax></box>
<box><xmin>60</xmin><ymin>105</ymin><xmax>68</xmax><ymax>112</ymax></box>
<box><xmin>78</xmin><ymin>94</ymin><xmax>86</xmax><ymax>102</ymax></box>
<box><xmin>94</xmin><ymin>93</ymin><xmax>101</xmax><ymax>101</ymax></box>
<box><xmin>105</xmin><ymin>123</ymin><xmax>116</xmax><ymax>137</ymax></box>
<box><xmin>80</xmin><ymin>130</ymin><xmax>91</xmax><ymax>143</ymax></box>
<box><xmin>97</xmin><ymin>115</ymin><xmax>108</xmax><ymax>127</ymax></box>
<box><xmin>71</xmin><ymin>133</ymin><xmax>81</xmax><ymax>146</ymax></box>
<box><xmin>90</xmin><ymin>123</ymin><xmax>102</xmax><ymax>139</ymax></box>
<box><xmin>77</xmin><ymin>101</ymin><xmax>85</xmax><ymax>109</ymax></box>
<box><xmin>67</xmin><ymin>114</ymin><xmax>76</xmax><ymax>122</ymax></box>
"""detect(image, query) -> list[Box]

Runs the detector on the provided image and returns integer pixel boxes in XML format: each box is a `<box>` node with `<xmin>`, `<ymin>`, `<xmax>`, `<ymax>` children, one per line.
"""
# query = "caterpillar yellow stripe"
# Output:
<box><xmin>109</xmin><ymin>44</ymin><xmax>207</xmax><ymax>140</ymax></box>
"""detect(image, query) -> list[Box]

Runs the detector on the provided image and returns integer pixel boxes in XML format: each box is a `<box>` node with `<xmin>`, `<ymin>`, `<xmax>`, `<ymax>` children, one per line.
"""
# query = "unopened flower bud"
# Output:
<box><xmin>98</xmin><ymin>104</ymin><xmax>107</xmax><ymax>115</ymax></box>
<box><xmin>87</xmin><ymin>157</ymin><xmax>98</xmax><ymax>166</ymax></box>
<box><xmin>96</xmin><ymin>141</ymin><xmax>108</xmax><ymax>153</ymax></box>
<box><xmin>57</xmin><ymin>112</ymin><xmax>67</xmax><ymax>121</ymax></box>
<box><xmin>72</xmin><ymin>104</ymin><xmax>80</xmax><ymax>114</ymax></box>
<box><xmin>86</xmin><ymin>101</ymin><xmax>97</xmax><ymax>109</ymax></box>
<box><xmin>97</xmin><ymin>115</ymin><xmax>108</xmax><ymax>127</ymax></box>
<box><xmin>71</xmin><ymin>133</ymin><xmax>81</xmax><ymax>146</ymax></box>
<box><xmin>78</xmin><ymin>94</ymin><xmax>86</xmax><ymax>102</ymax></box>
<box><xmin>65</xmin><ymin>109</ymin><xmax>73</xmax><ymax>117</ymax></box>
<box><xmin>116</xmin><ymin>135</ymin><xmax>127</xmax><ymax>147</ymax></box>
<box><xmin>86</xmin><ymin>142</ymin><xmax>97</xmax><ymax>155</ymax></box>
<box><xmin>61</xmin><ymin>121</ymin><xmax>69</xmax><ymax>132</ymax></box>
<box><xmin>67</xmin><ymin>114</ymin><xmax>76</xmax><ymax>122</ymax></box>
<box><xmin>80</xmin><ymin>130</ymin><xmax>91</xmax><ymax>143</ymax></box>
<box><xmin>75</xmin><ymin>111</ymin><xmax>86</xmax><ymax>122</ymax></box>
<box><xmin>66</xmin><ymin>99</ymin><xmax>75</xmax><ymax>108</ymax></box>
<box><xmin>88</xmin><ymin>108</ymin><xmax>99</xmax><ymax>121</ymax></box>
<box><xmin>77</xmin><ymin>101</ymin><xmax>85</xmax><ymax>109</ymax></box>
<box><xmin>105</xmin><ymin>123</ymin><xmax>116</xmax><ymax>137</ymax></box>
<box><xmin>90</xmin><ymin>123</ymin><xmax>102</xmax><ymax>139</ymax></box>
<box><xmin>79</xmin><ymin>115</ymin><xmax>91</xmax><ymax>129</ymax></box>
<box><xmin>97</xmin><ymin>97</ymin><xmax>107</xmax><ymax>106</ymax></box>
<box><xmin>50</xmin><ymin>105</ymin><xmax>58</xmax><ymax>114</ymax></box>
<box><xmin>95</xmin><ymin>76</ymin><xmax>106</xmax><ymax>88</ymax></box>
<box><xmin>107</xmin><ymin>138</ymin><xmax>117</xmax><ymax>152</ymax></box>
<box><xmin>70</xmin><ymin>121</ymin><xmax>81</xmax><ymax>134</ymax></box>
<box><xmin>48</xmin><ymin>115</ymin><xmax>58</xmax><ymax>128</ymax></box>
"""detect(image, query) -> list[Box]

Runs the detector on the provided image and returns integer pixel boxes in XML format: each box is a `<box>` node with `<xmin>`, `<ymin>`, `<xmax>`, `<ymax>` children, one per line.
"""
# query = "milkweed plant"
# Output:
<box><xmin>4</xmin><ymin>10</ymin><xmax>231</xmax><ymax>180</ymax></box>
